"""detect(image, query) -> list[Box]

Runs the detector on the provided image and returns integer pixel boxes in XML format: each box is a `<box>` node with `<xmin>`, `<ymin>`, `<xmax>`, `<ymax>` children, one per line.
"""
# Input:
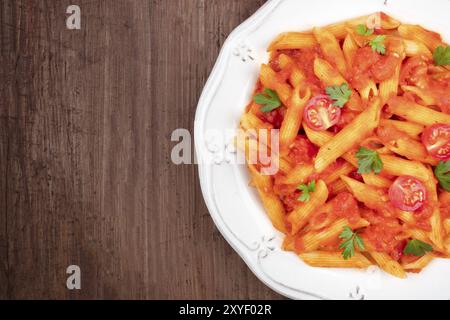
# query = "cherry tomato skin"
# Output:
<box><xmin>389</xmin><ymin>176</ymin><xmax>427</xmax><ymax>212</ymax></box>
<box><xmin>304</xmin><ymin>95</ymin><xmax>341</xmax><ymax>131</ymax></box>
<box><xmin>421</xmin><ymin>124</ymin><xmax>450</xmax><ymax>161</ymax></box>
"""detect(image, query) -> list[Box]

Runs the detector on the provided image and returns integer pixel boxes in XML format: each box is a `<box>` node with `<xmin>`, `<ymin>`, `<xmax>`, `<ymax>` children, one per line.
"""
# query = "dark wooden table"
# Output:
<box><xmin>0</xmin><ymin>0</ymin><xmax>285</xmax><ymax>299</ymax></box>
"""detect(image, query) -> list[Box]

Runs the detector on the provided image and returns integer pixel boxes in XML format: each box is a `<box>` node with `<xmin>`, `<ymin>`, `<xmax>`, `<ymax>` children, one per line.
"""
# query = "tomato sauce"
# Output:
<box><xmin>260</xmin><ymin>107</ymin><xmax>286</xmax><ymax>129</ymax></box>
<box><xmin>287</xmin><ymin>135</ymin><xmax>318</xmax><ymax>164</ymax></box>
<box><xmin>276</xmin><ymin>46</ymin><xmax>324</xmax><ymax>95</ymax></box>
<box><xmin>309</xmin><ymin>158</ymin><xmax>346</xmax><ymax>181</ymax></box>
<box><xmin>349</xmin><ymin>47</ymin><xmax>398</xmax><ymax>92</ymax></box>
<box><xmin>262</xmin><ymin>47</ymin><xmax>329</xmax><ymax>129</ymax></box>
<box><xmin>280</xmin><ymin>191</ymin><xmax>302</xmax><ymax>213</ymax></box>
<box><xmin>334</xmin><ymin>108</ymin><xmax>359</xmax><ymax>132</ymax></box>
<box><xmin>439</xmin><ymin>193</ymin><xmax>450</xmax><ymax>220</ymax></box>
<box><xmin>273</xmin><ymin>175</ymin><xmax>303</xmax><ymax>213</ymax></box>
<box><xmin>361</xmin><ymin>213</ymin><xmax>404</xmax><ymax>260</ymax></box>
<box><xmin>371</xmin><ymin>55</ymin><xmax>400</xmax><ymax>82</ymax></box>
<box><xmin>413</xmin><ymin>205</ymin><xmax>433</xmax><ymax>231</ymax></box>
<box><xmin>309</xmin><ymin>210</ymin><xmax>330</xmax><ymax>229</ymax></box>
<box><xmin>377</xmin><ymin>124</ymin><xmax>412</xmax><ymax>143</ymax></box>
<box><xmin>427</xmin><ymin>77</ymin><xmax>450</xmax><ymax>113</ymax></box>
<box><xmin>400</xmin><ymin>56</ymin><xmax>450</xmax><ymax>113</ymax></box>
<box><xmin>331</xmin><ymin>192</ymin><xmax>361</xmax><ymax>224</ymax></box>
<box><xmin>348</xmin><ymin>170</ymin><xmax>364</xmax><ymax>182</ymax></box>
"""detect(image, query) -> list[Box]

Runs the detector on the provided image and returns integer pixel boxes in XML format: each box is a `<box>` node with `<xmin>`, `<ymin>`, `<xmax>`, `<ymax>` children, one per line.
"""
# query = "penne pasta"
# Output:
<box><xmin>379</xmin><ymin>155</ymin><xmax>431</xmax><ymax>181</ymax></box>
<box><xmin>397</xmin><ymin>211</ymin><xmax>416</xmax><ymax>226</ymax></box>
<box><xmin>249</xmin><ymin>164</ymin><xmax>287</xmax><ymax>233</ymax></box>
<box><xmin>299</xmin><ymin>251</ymin><xmax>372</xmax><ymax>269</ymax></box>
<box><xmin>341</xmin><ymin>176</ymin><xmax>388</xmax><ymax>211</ymax></box>
<box><xmin>387</xmin><ymin>138</ymin><xmax>438</xmax><ymax>166</ymax></box>
<box><xmin>279</xmin><ymin>163</ymin><xmax>315</xmax><ymax>186</ymax></box>
<box><xmin>444</xmin><ymin>219</ymin><xmax>450</xmax><ymax>235</ymax></box>
<box><xmin>268</xmin><ymin>32</ymin><xmax>318</xmax><ymax>51</ymax></box>
<box><xmin>358</xmin><ymin>79</ymin><xmax>378</xmax><ymax>102</ymax></box>
<box><xmin>314</xmin><ymin>98</ymin><xmax>381</xmax><ymax>172</ymax></box>
<box><xmin>303</xmin><ymin>126</ymin><xmax>359</xmax><ymax>167</ymax></box>
<box><xmin>424</xmin><ymin>172</ymin><xmax>445</xmax><ymax>250</ymax></box>
<box><xmin>324</xmin><ymin>15</ymin><xmax>377</xmax><ymax>40</ymax></box>
<box><xmin>282</xmin><ymin>235</ymin><xmax>295</xmax><ymax>252</ymax></box>
<box><xmin>387</xmin><ymin>96</ymin><xmax>450</xmax><ymax>126</ymax></box>
<box><xmin>409</xmin><ymin>228</ymin><xmax>432</xmax><ymax>245</ymax></box>
<box><xmin>346</xmin><ymin>27</ymin><xmax>367</xmax><ymax>47</ymax></box>
<box><xmin>369</xmin><ymin>252</ymin><xmax>407</xmax><ymax>279</ymax></box>
<box><xmin>303</xmin><ymin>125</ymin><xmax>334</xmax><ymax>147</ymax></box>
<box><xmin>362</xmin><ymin>173</ymin><xmax>392</xmax><ymax>189</ymax></box>
<box><xmin>259</xmin><ymin>64</ymin><xmax>292</xmax><ymax>105</ymax></box>
<box><xmin>313</xmin><ymin>27</ymin><xmax>348</xmax><ymax>76</ymax></box>
<box><xmin>401</xmin><ymin>85</ymin><xmax>436</xmax><ymax>106</ymax></box>
<box><xmin>329</xmin><ymin>178</ymin><xmax>350</xmax><ymax>195</ymax></box>
<box><xmin>323</xmin><ymin>161</ymin><xmax>355</xmax><ymax>185</ymax></box>
<box><xmin>379</xmin><ymin>64</ymin><xmax>401</xmax><ymax>106</ymax></box>
<box><xmin>398</xmin><ymin>24</ymin><xmax>444</xmax><ymax>51</ymax></box>
<box><xmin>403</xmin><ymin>39</ymin><xmax>432</xmax><ymax>58</ymax></box>
<box><xmin>343</xmin><ymin>33</ymin><xmax>358</xmax><ymax>66</ymax></box>
<box><xmin>280</xmin><ymin>88</ymin><xmax>311</xmax><ymax>154</ymax></box>
<box><xmin>240</xmin><ymin>112</ymin><xmax>272</xmax><ymax>132</ymax></box>
<box><xmin>278</xmin><ymin>54</ymin><xmax>307</xmax><ymax>89</ymax></box>
<box><xmin>403</xmin><ymin>253</ymin><xmax>435</xmax><ymax>270</ymax></box>
<box><xmin>325</xmin><ymin>22</ymin><xmax>350</xmax><ymax>40</ymax></box>
<box><xmin>300</xmin><ymin>218</ymin><xmax>369</xmax><ymax>252</ymax></box>
<box><xmin>313</xmin><ymin>58</ymin><xmax>347</xmax><ymax>87</ymax></box>
<box><xmin>379</xmin><ymin>119</ymin><xmax>424</xmax><ymax>138</ymax></box>
<box><xmin>445</xmin><ymin>237</ymin><xmax>450</xmax><ymax>255</ymax></box>
<box><xmin>237</xmin><ymin>132</ymin><xmax>293</xmax><ymax>175</ymax></box>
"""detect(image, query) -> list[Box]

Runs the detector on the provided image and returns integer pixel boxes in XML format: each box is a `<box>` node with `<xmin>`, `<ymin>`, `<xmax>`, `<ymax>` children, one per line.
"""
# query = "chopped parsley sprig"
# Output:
<box><xmin>404</xmin><ymin>239</ymin><xmax>433</xmax><ymax>257</ymax></box>
<box><xmin>339</xmin><ymin>226</ymin><xmax>365</xmax><ymax>260</ymax></box>
<box><xmin>325</xmin><ymin>83</ymin><xmax>352</xmax><ymax>108</ymax></box>
<box><xmin>433</xmin><ymin>45</ymin><xmax>450</xmax><ymax>66</ymax></box>
<box><xmin>297</xmin><ymin>180</ymin><xmax>316</xmax><ymax>202</ymax></box>
<box><xmin>355</xmin><ymin>147</ymin><xmax>383</xmax><ymax>175</ymax></box>
<box><xmin>253</xmin><ymin>89</ymin><xmax>281</xmax><ymax>113</ymax></box>
<box><xmin>369</xmin><ymin>35</ymin><xmax>386</xmax><ymax>55</ymax></box>
<box><xmin>435</xmin><ymin>160</ymin><xmax>450</xmax><ymax>191</ymax></box>
<box><xmin>356</xmin><ymin>24</ymin><xmax>374</xmax><ymax>36</ymax></box>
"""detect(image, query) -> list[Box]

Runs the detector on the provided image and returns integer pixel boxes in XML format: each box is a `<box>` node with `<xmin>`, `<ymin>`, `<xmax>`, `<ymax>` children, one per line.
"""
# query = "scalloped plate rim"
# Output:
<box><xmin>194</xmin><ymin>0</ymin><xmax>450</xmax><ymax>300</ymax></box>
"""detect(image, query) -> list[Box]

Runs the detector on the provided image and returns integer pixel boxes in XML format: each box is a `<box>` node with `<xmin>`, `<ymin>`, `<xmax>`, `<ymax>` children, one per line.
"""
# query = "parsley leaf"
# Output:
<box><xmin>369</xmin><ymin>35</ymin><xmax>386</xmax><ymax>55</ymax></box>
<box><xmin>356</xmin><ymin>24</ymin><xmax>374</xmax><ymax>36</ymax></box>
<box><xmin>355</xmin><ymin>147</ymin><xmax>383</xmax><ymax>175</ymax></box>
<box><xmin>435</xmin><ymin>160</ymin><xmax>450</xmax><ymax>191</ymax></box>
<box><xmin>339</xmin><ymin>226</ymin><xmax>354</xmax><ymax>239</ymax></box>
<box><xmin>433</xmin><ymin>46</ymin><xmax>450</xmax><ymax>66</ymax></box>
<box><xmin>297</xmin><ymin>180</ymin><xmax>316</xmax><ymax>202</ymax></box>
<box><xmin>404</xmin><ymin>239</ymin><xmax>433</xmax><ymax>257</ymax></box>
<box><xmin>339</xmin><ymin>226</ymin><xmax>365</xmax><ymax>260</ymax></box>
<box><xmin>325</xmin><ymin>83</ymin><xmax>352</xmax><ymax>107</ymax></box>
<box><xmin>253</xmin><ymin>89</ymin><xmax>282</xmax><ymax>113</ymax></box>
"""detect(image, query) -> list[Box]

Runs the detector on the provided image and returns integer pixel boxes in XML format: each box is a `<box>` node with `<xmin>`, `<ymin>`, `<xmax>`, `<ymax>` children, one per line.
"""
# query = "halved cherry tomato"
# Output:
<box><xmin>389</xmin><ymin>176</ymin><xmax>427</xmax><ymax>212</ymax></box>
<box><xmin>421</xmin><ymin>124</ymin><xmax>450</xmax><ymax>160</ymax></box>
<box><xmin>303</xmin><ymin>95</ymin><xmax>341</xmax><ymax>131</ymax></box>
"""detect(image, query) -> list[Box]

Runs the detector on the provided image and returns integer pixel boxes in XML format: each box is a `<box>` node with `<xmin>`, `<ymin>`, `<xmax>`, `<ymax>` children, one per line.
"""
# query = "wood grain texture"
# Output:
<box><xmin>0</xmin><ymin>0</ymin><xmax>284</xmax><ymax>299</ymax></box>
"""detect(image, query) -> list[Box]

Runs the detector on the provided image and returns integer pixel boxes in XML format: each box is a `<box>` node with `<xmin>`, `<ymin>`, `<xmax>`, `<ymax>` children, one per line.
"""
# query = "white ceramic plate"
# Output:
<box><xmin>194</xmin><ymin>0</ymin><xmax>450</xmax><ymax>300</ymax></box>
